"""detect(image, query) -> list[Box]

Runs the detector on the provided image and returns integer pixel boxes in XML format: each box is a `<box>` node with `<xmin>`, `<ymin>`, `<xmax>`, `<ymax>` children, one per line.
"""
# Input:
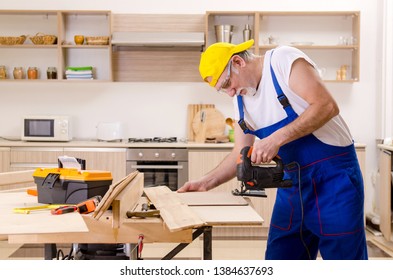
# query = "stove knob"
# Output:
<box><xmin>171</xmin><ymin>153</ymin><xmax>176</xmax><ymax>158</ymax></box>
<box><xmin>155</xmin><ymin>152</ymin><xmax>160</xmax><ymax>158</ymax></box>
<box><xmin>138</xmin><ymin>152</ymin><xmax>143</xmax><ymax>158</ymax></box>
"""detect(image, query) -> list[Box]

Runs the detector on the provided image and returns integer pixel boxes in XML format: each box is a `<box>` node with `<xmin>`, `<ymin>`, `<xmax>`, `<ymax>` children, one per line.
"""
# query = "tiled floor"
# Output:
<box><xmin>1</xmin><ymin>229</ymin><xmax>392</xmax><ymax>260</ymax></box>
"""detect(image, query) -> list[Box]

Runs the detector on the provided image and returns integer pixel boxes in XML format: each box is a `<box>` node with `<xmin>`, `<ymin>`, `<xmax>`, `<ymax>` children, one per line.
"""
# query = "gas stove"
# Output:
<box><xmin>128</xmin><ymin>137</ymin><xmax>178</xmax><ymax>143</ymax></box>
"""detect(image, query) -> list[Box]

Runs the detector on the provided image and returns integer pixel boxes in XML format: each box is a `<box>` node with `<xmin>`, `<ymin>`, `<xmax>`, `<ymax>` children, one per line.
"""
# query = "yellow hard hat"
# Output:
<box><xmin>199</xmin><ymin>39</ymin><xmax>254</xmax><ymax>87</ymax></box>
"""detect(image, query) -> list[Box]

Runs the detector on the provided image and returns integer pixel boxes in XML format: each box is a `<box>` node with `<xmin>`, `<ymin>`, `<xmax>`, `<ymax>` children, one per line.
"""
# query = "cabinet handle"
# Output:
<box><xmin>130</xmin><ymin>165</ymin><xmax>183</xmax><ymax>170</ymax></box>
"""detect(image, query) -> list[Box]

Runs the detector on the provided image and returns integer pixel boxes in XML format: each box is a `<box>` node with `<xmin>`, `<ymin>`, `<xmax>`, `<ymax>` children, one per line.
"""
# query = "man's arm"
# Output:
<box><xmin>252</xmin><ymin>58</ymin><xmax>339</xmax><ymax>163</ymax></box>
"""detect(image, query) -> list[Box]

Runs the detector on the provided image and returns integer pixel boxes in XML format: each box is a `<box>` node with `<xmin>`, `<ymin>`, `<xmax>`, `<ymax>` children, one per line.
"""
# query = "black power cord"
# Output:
<box><xmin>286</xmin><ymin>161</ymin><xmax>312</xmax><ymax>260</ymax></box>
<box><xmin>56</xmin><ymin>246</ymin><xmax>74</xmax><ymax>260</ymax></box>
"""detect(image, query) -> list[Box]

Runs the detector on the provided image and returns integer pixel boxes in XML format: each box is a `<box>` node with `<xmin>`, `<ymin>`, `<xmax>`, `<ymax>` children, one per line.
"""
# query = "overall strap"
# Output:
<box><xmin>237</xmin><ymin>49</ymin><xmax>296</xmax><ymax>134</ymax></box>
<box><xmin>269</xmin><ymin>51</ymin><xmax>296</xmax><ymax>117</ymax></box>
<box><xmin>237</xmin><ymin>95</ymin><xmax>252</xmax><ymax>133</ymax></box>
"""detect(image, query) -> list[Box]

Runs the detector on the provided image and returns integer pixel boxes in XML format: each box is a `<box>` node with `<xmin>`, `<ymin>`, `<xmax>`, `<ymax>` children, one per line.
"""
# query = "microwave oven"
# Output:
<box><xmin>22</xmin><ymin>115</ymin><xmax>72</xmax><ymax>142</ymax></box>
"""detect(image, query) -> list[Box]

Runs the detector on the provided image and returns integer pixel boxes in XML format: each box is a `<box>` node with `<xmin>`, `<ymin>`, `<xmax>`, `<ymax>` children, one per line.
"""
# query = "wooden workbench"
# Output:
<box><xmin>0</xmin><ymin>175</ymin><xmax>263</xmax><ymax>260</ymax></box>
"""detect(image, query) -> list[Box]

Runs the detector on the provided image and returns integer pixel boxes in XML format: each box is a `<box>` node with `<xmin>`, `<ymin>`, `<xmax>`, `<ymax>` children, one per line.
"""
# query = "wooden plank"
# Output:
<box><xmin>111</xmin><ymin>172</ymin><xmax>144</xmax><ymax>228</ymax></box>
<box><xmin>0</xmin><ymin>170</ymin><xmax>35</xmax><ymax>186</ymax></box>
<box><xmin>0</xmin><ymin>192</ymin><xmax>88</xmax><ymax>235</ymax></box>
<box><xmin>144</xmin><ymin>186</ymin><xmax>204</xmax><ymax>232</ymax></box>
<box><xmin>92</xmin><ymin>171</ymin><xmax>140</xmax><ymax>220</ymax></box>
<box><xmin>191</xmin><ymin>206</ymin><xmax>264</xmax><ymax>226</ymax></box>
<box><xmin>176</xmin><ymin>191</ymin><xmax>249</xmax><ymax>206</ymax></box>
<box><xmin>9</xmin><ymin>214</ymin><xmax>193</xmax><ymax>244</ymax></box>
<box><xmin>0</xmin><ymin>211</ymin><xmax>87</xmax><ymax>235</ymax></box>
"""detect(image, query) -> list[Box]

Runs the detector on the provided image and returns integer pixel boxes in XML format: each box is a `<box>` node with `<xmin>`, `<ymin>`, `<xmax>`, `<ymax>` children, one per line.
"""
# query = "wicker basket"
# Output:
<box><xmin>0</xmin><ymin>35</ymin><xmax>26</xmax><ymax>45</ymax></box>
<box><xmin>29</xmin><ymin>33</ymin><xmax>57</xmax><ymax>45</ymax></box>
<box><xmin>85</xmin><ymin>36</ymin><xmax>110</xmax><ymax>45</ymax></box>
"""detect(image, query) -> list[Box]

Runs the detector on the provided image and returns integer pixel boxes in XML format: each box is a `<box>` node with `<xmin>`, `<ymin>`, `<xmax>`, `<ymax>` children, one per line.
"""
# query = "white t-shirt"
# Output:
<box><xmin>233</xmin><ymin>45</ymin><xmax>353</xmax><ymax>147</ymax></box>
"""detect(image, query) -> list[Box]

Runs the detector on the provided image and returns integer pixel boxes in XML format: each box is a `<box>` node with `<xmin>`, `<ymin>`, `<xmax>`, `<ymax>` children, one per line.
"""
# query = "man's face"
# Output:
<box><xmin>214</xmin><ymin>58</ymin><xmax>257</xmax><ymax>97</ymax></box>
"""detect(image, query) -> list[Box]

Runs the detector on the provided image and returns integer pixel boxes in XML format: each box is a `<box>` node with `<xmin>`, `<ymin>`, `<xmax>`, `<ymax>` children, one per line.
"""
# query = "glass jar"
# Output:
<box><xmin>47</xmin><ymin>67</ymin><xmax>57</xmax><ymax>79</ymax></box>
<box><xmin>0</xmin><ymin>65</ymin><xmax>6</xmax><ymax>79</ymax></box>
<box><xmin>27</xmin><ymin>67</ymin><xmax>38</xmax><ymax>79</ymax></box>
<box><xmin>13</xmin><ymin>67</ymin><xmax>23</xmax><ymax>79</ymax></box>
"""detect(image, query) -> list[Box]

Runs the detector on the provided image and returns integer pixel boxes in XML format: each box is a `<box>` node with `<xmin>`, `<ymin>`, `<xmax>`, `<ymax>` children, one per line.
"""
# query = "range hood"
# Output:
<box><xmin>111</xmin><ymin>31</ymin><xmax>205</xmax><ymax>48</ymax></box>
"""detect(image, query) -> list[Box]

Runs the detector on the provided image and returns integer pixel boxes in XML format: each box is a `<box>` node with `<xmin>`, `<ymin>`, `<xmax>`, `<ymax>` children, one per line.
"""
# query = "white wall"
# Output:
<box><xmin>0</xmin><ymin>0</ymin><xmax>383</xmax><ymax>215</ymax></box>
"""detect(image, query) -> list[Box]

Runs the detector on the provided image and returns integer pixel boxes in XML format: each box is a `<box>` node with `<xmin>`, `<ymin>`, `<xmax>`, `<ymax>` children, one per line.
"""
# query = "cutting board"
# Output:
<box><xmin>192</xmin><ymin>108</ymin><xmax>226</xmax><ymax>142</ymax></box>
<box><xmin>187</xmin><ymin>104</ymin><xmax>215</xmax><ymax>141</ymax></box>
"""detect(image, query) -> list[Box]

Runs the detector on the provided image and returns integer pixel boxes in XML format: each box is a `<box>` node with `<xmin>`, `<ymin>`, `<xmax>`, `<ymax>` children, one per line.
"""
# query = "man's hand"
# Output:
<box><xmin>251</xmin><ymin>136</ymin><xmax>281</xmax><ymax>163</ymax></box>
<box><xmin>177</xmin><ymin>180</ymin><xmax>210</xmax><ymax>193</ymax></box>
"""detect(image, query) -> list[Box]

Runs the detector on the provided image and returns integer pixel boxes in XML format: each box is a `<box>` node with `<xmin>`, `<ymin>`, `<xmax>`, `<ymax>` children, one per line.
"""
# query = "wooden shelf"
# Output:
<box><xmin>0</xmin><ymin>45</ymin><xmax>58</xmax><ymax>49</ymax></box>
<box><xmin>259</xmin><ymin>44</ymin><xmax>358</xmax><ymax>49</ymax></box>
<box><xmin>0</xmin><ymin>10</ymin><xmax>112</xmax><ymax>82</ymax></box>
<box><xmin>206</xmin><ymin>11</ymin><xmax>360</xmax><ymax>83</ymax></box>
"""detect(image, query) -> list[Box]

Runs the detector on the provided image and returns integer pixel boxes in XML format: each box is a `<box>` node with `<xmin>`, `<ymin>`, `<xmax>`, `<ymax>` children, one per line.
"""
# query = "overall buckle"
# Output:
<box><xmin>278</xmin><ymin>94</ymin><xmax>290</xmax><ymax>108</ymax></box>
<box><xmin>238</xmin><ymin>119</ymin><xmax>249</xmax><ymax>132</ymax></box>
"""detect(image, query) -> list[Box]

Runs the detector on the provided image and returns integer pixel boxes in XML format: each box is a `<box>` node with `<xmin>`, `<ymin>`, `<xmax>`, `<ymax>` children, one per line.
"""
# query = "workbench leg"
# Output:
<box><xmin>125</xmin><ymin>243</ymin><xmax>138</xmax><ymax>260</ymax></box>
<box><xmin>162</xmin><ymin>227</ymin><xmax>206</xmax><ymax>260</ymax></box>
<box><xmin>203</xmin><ymin>226</ymin><xmax>212</xmax><ymax>260</ymax></box>
<box><xmin>44</xmin><ymin>244</ymin><xmax>57</xmax><ymax>260</ymax></box>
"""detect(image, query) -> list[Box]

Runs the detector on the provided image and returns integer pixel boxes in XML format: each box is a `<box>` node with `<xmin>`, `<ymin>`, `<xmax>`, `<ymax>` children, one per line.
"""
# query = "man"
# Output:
<box><xmin>178</xmin><ymin>39</ymin><xmax>368</xmax><ymax>260</ymax></box>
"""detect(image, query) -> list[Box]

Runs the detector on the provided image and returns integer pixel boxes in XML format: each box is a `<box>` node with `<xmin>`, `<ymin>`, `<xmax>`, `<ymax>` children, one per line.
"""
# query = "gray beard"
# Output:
<box><xmin>236</xmin><ymin>87</ymin><xmax>257</xmax><ymax>96</ymax></box>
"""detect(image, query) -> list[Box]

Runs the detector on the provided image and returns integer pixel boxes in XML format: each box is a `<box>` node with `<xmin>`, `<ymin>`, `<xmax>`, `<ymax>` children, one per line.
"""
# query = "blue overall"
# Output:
<box><xmin>236</xmin><ymin>56</ymin><xmax>368</xmax><ymax>260</ymax></box>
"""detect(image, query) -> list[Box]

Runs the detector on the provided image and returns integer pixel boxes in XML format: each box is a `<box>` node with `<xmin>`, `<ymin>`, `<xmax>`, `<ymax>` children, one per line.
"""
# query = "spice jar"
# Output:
<box><xmin>47</xmin><ymin>67</ymin><xmax>57</xmax><ymax>79</ymax></box>
<box><xmin>27</xmin><ymin>67</ymin><xmax>38</xmax><ymax>79</ymax></box>
<box><xmin>0</xmin><ymin>65</ymin><xmax>6</xmax><ymax>79</ymax></box>
<box><xmin>13</xmin><ymin>67</ymin><xmax>24</xmax><ymax>79</ymax></box>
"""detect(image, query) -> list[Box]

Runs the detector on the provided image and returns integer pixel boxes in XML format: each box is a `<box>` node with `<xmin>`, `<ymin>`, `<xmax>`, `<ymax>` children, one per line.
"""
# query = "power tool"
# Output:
<box><xmin>232</xmin><ymin>146</ymin><xmax>293</xmax><ymax>197</ymax></box>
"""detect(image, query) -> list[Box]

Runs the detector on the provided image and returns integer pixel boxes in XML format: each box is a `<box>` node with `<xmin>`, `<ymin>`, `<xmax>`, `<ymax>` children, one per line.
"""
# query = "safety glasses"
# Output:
<box><xmin>217</xmin><ymin>61</ymin><xmax>232</xmax><ymax>94</ymax></box>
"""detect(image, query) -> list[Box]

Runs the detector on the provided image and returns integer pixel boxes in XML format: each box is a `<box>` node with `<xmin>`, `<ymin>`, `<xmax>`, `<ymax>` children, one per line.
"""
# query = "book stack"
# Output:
<box><xmin>65</xmin><ymin>66</ymin><xmax>93</xmax><ymax>80</ymax></box>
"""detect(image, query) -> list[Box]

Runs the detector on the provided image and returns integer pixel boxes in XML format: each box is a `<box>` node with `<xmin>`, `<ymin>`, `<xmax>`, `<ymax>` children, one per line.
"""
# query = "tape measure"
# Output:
<box><xmin>13</xmin><ymin>204</ymin><xmax>68</xmax><ymax>214</ymax></box>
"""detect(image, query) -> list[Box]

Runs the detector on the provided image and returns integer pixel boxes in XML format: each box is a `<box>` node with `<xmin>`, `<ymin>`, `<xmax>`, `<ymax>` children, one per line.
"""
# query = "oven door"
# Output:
<box><xmin>126</xmin><ymin>160</ymin><xmax>188</xmax><ymax>191</ymax></box>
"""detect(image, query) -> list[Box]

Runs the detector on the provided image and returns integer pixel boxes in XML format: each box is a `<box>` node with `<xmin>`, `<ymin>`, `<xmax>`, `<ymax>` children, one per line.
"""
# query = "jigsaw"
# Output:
<box><xmin>232</xmin><ymin>146</ymin><xmax>293</xmax><ymax>197</ymax></box>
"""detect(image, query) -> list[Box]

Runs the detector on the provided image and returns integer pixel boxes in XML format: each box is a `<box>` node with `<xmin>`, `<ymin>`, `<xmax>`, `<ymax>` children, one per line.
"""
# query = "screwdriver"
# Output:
<box><xmin>51</xmin><ymin>205</ymin><xmax>78</xmax><ymax>215</ymax></box>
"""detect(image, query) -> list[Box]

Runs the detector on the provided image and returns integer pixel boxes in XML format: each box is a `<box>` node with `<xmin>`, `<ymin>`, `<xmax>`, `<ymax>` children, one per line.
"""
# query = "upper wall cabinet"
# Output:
<box><xmin>111</xmin><ymin>14</ymin><xmax>205</xmax><ymax>82</ymax></box>
<box><xmin>206</xmin><ymin>11</ymin><xmax>360</xmax><ymax>83</ymax></box>
<box><xmin>0</xmin><ymin>10</ymin><xmax>112</xmax><ymax>82</ymax></box>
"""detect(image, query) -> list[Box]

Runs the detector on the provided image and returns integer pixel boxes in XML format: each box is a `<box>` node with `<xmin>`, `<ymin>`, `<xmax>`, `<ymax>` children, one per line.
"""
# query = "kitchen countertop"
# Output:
<box><xmin>0</xmin><ymin>138</ymin><xmax>235</xmax><ymax>149</ymax></box>
<box><xmin>377</xmin><ymin>144</ymin><xmax>393</xmax><ymax>152</ymax></box>
<box><xmin>0</xmin><ymin>138</ymin><xmax>366</xmax><ymax>149</ymax></box>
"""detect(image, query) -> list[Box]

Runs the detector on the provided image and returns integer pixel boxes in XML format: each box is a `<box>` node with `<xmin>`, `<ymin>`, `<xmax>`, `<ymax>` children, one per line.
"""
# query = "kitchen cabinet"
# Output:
<box><xmin>377</xmin><ymin>144</ymin><xmax>393</xmax><ymax>242</ymax></box>
<box><xmin>63</xmin><ymin>147</ymin><xmax>126</xmax><ymax>183</ymax></box>
<box><xmin>0</xmin><ymin>147</ymin><xmax>11</xmax><ymax>173</ymax></box>
<box><xmin>111</xmin><ymin>14</ymin><xmax>205</xmax><ymax>82</ymax></box>
<box><xmin>8</xmin><ymin>146</ymin><xmax>126</xmax><ymax>185</ymax></box>
<box><xmin>0</xmin><ymin>10</ymin><xmax>112</xmax><ymax>82</ymax></box>
<box><xmin>7</xmin><ymin>147</ymin><xmax>62</xmax><ymax>191</ymax></box>
<box><xmin>206</xmin><ymin>11</ymin><xmax>360</xmax><ymax>82</ymax></box>
<box><xmin>9</xmin><ymin>147</ymin><xmax>63</xmax><ymax>171</ymax></box>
